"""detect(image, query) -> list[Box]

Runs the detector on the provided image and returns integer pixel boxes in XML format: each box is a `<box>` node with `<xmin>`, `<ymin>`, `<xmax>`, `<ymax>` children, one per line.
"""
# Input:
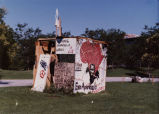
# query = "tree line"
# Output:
<box><xmin>82</xmin><ymin>25</ymin><xmax>159</xmax><ymax>70</ymax></box>
<box><xmin>0</xmin><ymin>8</ymin><xmax>159</xmax><ymax>70</ymax></box>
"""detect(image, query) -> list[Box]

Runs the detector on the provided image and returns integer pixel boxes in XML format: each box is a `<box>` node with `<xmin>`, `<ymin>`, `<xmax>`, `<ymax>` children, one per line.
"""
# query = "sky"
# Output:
<box><xmin>0</xmin><ymin>0</ymin><xmax>158</xmax><ymax>36</ymax></box>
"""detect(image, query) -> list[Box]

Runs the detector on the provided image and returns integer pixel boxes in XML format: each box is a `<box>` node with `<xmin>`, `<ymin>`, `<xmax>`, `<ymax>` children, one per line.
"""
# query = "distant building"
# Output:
<box><xmin>124</xmin><ymin>34</ymin><xmax>140</xmax><ymax>45</ymax></box>
<box><xmin>124</xmin><ymin>34</ymin><xmax>139</xmax><ymax>39</ymax></box>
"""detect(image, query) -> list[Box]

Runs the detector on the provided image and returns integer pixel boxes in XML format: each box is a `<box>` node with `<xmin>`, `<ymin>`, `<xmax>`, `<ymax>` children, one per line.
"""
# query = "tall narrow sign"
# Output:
<box><xmin>32</xmin><ymin>54</ymin><xmax>51</xmax><ymax>92</ymax></box>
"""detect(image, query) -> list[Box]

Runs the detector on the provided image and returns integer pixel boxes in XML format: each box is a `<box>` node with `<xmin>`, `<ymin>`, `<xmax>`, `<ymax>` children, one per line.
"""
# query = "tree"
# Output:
<box><xmin>0</xmin><ymin>8</ymin><xmax>17</xmax><ymax>69</ymax></box>
<box><xmin>141</xmin><ymin>23</ymin><xmax>159</xmax><ymax>68</ymax></box>
<box><xmin>0</xmin><ymin>7</ymin><xmax>7</xmax><ymax>24</ymax></box>
<box><xmin>14</xmin><ymin>23</ymin><xmax>42</xmax><ymax>70</ymax></box>
<box><xmin>62</xmin><ymin>31</ymin><xmax>72</xmax><ymax>37</ymax></box>
<box><xmin>82</xmin><ymin>28</ymin><xmax>106</xmax><ymax>40</ymax></box>
<box><xmin>103</xmin><ymin>29</ymin><xmax>126</xmax><ymax>67</ymax></box>
<box><xmin>124</xmin><ymin>36</ymin><xmax>146</xmax><ymax>68</ymax></box>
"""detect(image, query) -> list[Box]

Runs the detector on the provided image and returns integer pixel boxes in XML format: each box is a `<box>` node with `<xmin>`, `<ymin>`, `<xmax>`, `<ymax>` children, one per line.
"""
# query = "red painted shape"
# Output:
<box><xmin>80</xmin><ymin>41</ymin><xmax>103</xmax><ymax>72</ymax></box>
<box><xmin>40</xmin><ymin>70</ymin><xmax>45</xmax><ymax>78</ymax></box>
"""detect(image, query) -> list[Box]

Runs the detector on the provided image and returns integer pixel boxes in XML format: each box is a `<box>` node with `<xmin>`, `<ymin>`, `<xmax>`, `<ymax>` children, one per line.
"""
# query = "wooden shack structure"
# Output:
<box><xmin>32</xmin><ymin>37</ymin><xmax>107</xmax><ymax>94</ymax></box>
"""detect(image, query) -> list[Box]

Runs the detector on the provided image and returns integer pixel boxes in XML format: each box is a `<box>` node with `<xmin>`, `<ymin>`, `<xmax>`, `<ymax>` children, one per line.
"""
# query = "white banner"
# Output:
<box><xmin>74</xmin><ymin>39</ymin><xmax>107</xmax><ymax>94</ymax></box>
<box><xmin>56</xmin><ymin>38</ymin><xmax>76</xmax><ymax>54</ymax></box>
<box><xmin>32</xmin><ymin>54</ymin><xmax>51</xmax><ymax>92</ymax></box>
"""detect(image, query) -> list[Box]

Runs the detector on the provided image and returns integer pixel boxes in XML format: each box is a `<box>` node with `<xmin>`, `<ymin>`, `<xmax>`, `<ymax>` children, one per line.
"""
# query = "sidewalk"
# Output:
<box><xmin>0</xmin><ymin>77</ymin><xmax>159</xmax><ymax>87</ymax></box>
<box><xmin>0</xmin><ymin>79</ymin><xmax>33</xmax><ymax>87</ymax></box>
<box><xmin>106</xmin><ymin>77</ymin><xmax>159</xmax><ymax>82</ymax></box>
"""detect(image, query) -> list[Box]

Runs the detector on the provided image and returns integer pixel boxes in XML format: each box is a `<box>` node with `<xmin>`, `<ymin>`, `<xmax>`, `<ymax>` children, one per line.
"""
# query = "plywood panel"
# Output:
<box><xmin>54</xmin><ymin>62</ymin><xmax>75</xmax><ymax>90</ymax></box>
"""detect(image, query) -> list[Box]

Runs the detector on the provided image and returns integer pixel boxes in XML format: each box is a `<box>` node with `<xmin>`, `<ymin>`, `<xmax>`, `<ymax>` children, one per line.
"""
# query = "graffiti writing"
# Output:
<box><xmin>57</xmin><ymin>44</ymin><xmax>70</xmax><ymax>47</ymax></box>
<box><xmin>56</xmin><ymin>48</ymin><xmax>64</xmax><ymax>52</ymax></box>
<box><xmin>92</xmin><ymin>86</ymin><xmax>105</xmax><ymax>93</ymax></box>
<box><xmin>68</xmin><ymin>46</ymin><xmax>73</xmax><ymax>54</ymax></box>
<box><xmin>75</xmin><ymin>63</ymin><xmax>82</xmax><ymax>71</ymax></box>
<box><xmin>75</xmin><ymin>82</ymin><xmax>97</xmax><ymax>90</ymax></box>
<box><xmin>40</xmin><ymin>60</ymin><xmax>47</xmax><ymax>71</ymax></box>
<box><xmin>40</xmin><ymin>70</ymin><xmax>45</xmax><ymax>78</ymax></box>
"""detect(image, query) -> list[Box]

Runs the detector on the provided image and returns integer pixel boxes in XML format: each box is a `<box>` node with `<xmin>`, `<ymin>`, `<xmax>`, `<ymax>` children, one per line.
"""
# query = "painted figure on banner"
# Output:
<box><xmin>86</xmin><ymin>64</ymin><xmax>99</xmax><ymax>84</ymax></box>
<box><xmin>80</xmin><ymin>41</ymin><xmax>103</xmax><ymax>85</ymax></box>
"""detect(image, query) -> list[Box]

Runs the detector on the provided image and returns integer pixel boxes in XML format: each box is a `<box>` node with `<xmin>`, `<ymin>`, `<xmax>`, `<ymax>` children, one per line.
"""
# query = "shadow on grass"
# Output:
<box><xmin>126</xmin><ymin>71</ymin><xmax>149</xmax><ymax>78</ymax></box>
<box><xmin>118</xmin><ymin>67</ymin><xmax>153</xmax><ymax>78</ymax></box>
<box><xmin>0</xmin><ymin>70</ymin><xmax>9</xmax><ymax>84</ymax></box>
<box><xmin>0</xmin><ymin>81</ymin><xmax>9</xmax><ymax>84</ymax></box>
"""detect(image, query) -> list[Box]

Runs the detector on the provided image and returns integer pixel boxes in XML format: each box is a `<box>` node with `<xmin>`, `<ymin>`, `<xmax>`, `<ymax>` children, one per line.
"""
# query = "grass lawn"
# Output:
<box><xmin>0</xmin><ymin>83</ymin><xmax>158</xmax><ymax>114</ymax></box>
<box><xmin>152</xmin><ymin>69</ymin><xmax>159</xmax><ymax>77</ymax></box>
<box><xmin>0</xmin><ymin>68</ymin><xmax>158</xmax><ymax>79</ymax></box>
<box><xmin>107</xmin><ymin>68</ymin><xmax>159</xmax><ymax>77</ymax></box>
<box><xmin>0</xmin><ymin>69</ymin><xmax>32</xmax><ymax>79</ymax></box>
<box><xmin>107</xmin><ymin>68</ymin><xmax>135</xmax><ymax>77</ymax></box>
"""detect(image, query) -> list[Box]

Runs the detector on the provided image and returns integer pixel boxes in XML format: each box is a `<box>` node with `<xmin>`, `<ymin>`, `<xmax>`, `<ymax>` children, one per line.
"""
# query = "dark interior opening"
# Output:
<box><xmin>57</xmin><ymin>54</ymin><xmax>75</xmax><ymax>63</ymax></box>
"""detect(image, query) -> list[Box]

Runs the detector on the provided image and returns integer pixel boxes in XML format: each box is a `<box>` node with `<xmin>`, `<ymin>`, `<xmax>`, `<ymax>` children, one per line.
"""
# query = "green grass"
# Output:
<box><xmin>0</xmin><ymin>69</ymin><xmax>32</xmax><ymax>79</ymax></box>
<box><xmin>0</xmin><ymin>83</ymin><xmax>158</xmax><ymax>114</ymax></box>
<box><xmin>107</xmin><ymin>68</ymin><xmax>135</xmax><ymax>77</ymax></box>
<box><xmin>0</xmin><ymin>68</ymin><xmax>158</xmax><ymax>79</ymax></box>
<box><xmin>107</xmin><ymin>68</ymin><xmax>159</xmax><ymax>77</ymax></box>
<box><xmin>152</xmin><ymin>69</ymin><xmax>159</xmax><ymax>77</ymax></box>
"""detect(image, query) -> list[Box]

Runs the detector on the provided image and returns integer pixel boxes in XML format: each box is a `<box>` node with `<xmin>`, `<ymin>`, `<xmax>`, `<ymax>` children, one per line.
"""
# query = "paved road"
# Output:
<box><xmin>106</xmin><ymin>77</ymin><xmax>132</xmax><ymax>82</ymax></box>
<box><xmin>0</xmin><ymin>77</ymin><xmax>159</xmax><ymax>87</ymax></box>
<box><xmin>0</xmin><ymin>79</ymin><xmax>33</xmax><ymax>87</ymax></box>
<box><xmin>106</xmin><ymin>77</ymin><xmax>159</xmax><ymax>82</ymax></box>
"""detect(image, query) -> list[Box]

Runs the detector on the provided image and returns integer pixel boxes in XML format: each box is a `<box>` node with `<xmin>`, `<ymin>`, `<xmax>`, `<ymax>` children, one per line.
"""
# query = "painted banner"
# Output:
<box><xmin>32</xmin><ymin>54</ymin><xmax>51</xmax><ymax>92</ymax></box>
<box><xmin>56</xmin><ymin>38</ymin><xmax>76</xmax><ymax>54</ymax></box>
<box><xmin>74</xmin><ymin>39</ymin><xmax>107</xmax><ymax>94</ymax></box>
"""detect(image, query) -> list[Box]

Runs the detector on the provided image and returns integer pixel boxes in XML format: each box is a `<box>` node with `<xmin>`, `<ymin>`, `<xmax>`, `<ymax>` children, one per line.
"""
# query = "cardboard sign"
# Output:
<box><xmin>32</xmin><ymin>54</ymin><xmax>51</xmax><ymax>92</ymax></box>
<box><xmin>56</xmin><ymin>38</ymin><xmax>76</xmax><ymax>54</ymax></box>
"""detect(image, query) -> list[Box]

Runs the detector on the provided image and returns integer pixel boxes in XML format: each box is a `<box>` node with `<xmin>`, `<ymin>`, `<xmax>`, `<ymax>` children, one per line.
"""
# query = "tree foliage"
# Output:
<box><xmin>0</xmin><ymin>8</ymin><xmax>17</xmax><ymax>69</ymax></box>
<box><xmin>141</xmin><ymin>23</ymin><xmax>159</xmax><ymax>68</ymax></box>
<box><xmin>0</xmin><ymin>7</ymin><xmax>7</xmax><ymax>24</ymax></box>
<box><xmin>102</xmin><ymin>29</ymin><xmax>126</xmax><ymax>66</ymax></box>
<box><xmin>124</xmin><ymin>23</ymin><xmax>159</xmax><ymax>69</ymax></box>
<box><xmin>13</xmin><ymin>23</ymin><xmax>42</xmax><ymax>70</ymax></box>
